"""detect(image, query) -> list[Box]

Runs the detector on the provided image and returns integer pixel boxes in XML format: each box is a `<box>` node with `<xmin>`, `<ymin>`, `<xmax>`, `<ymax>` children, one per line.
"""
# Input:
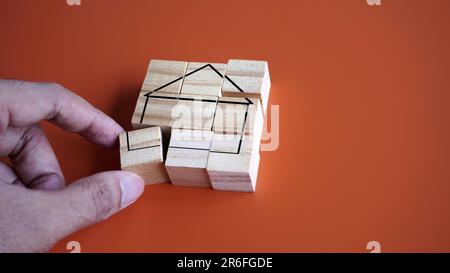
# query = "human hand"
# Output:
<box><xmin>0</xmin><ymin>80</ymin><xmax>145</xmax><ymax>252</ymax></box>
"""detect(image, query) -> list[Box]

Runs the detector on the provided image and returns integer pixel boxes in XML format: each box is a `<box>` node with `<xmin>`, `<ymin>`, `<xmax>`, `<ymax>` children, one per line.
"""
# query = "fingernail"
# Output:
<box><xmin>119</xmin><ymin>174</ymin><xmax>145</xmax><ymax>208</ymax></box>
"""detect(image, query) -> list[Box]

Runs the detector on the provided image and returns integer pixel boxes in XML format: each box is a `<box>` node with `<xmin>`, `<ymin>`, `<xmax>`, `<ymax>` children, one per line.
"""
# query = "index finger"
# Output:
<box><xmin>0</xmin><ymin>80</ymin><xmax>124</xmax><ymax>147</ymax></box>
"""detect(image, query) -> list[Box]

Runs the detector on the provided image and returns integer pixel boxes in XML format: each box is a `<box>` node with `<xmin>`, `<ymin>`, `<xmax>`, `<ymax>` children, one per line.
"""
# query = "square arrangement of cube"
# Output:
<box><xmin>120</xmin><ymin>58</ymin><xmax>271</xmax><ymax>192</ymax></box>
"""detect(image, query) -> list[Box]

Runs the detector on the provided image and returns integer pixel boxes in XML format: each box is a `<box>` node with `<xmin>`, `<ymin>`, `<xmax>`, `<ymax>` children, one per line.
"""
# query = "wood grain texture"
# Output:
<box><xmin>206</xmin><ymin>134</ymin><xmax>260</xmax><ymax>192</ymax></box>
<box><xmin>131</xmin><ymin>92</ymin><xmax>179</xmax><ymax>129</ymax></box>
<box><xmin>142</xmin><ymin>59</ymin><xmax>187</xmax><ymax>94</ymax></box>
<box><xmin>130</xmin><ymin>59</ymin><xmax>269</xmax><ymax>192</ymax></box>
<box><xmin>180</xmin><ymin>62</ymin><xmax>226</xmax><ymax>97</ymax></box>
<box><xmin>171</xmin><ymin>94</ymin><xmax>217</xmax><ymax>131</ymax></box>
<box><xmin>221</xmin><ymin>59</ymin><xmax>271</xmax><ymax>113</ymax></box>
<box><xmin>119</xmin><ymin>127</ymin><xmax>169</xmax><ymax>184</ymax></box>
<box><xmin>165</xmin><ymin>129</ymin><xmax>213</xmax><ymax>188</ymax></box>
<box><xmin>212</xmin><ymin>97</ymin><xmax>263</xmax><ymax>137</ymax></box>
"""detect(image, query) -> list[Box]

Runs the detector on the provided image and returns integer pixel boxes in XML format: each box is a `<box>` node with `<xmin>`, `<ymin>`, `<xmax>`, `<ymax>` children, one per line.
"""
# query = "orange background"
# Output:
<box><xmin>0</xmin><ymin>0</ymin><xmax>449</xmax><ymax>252</ymax></box>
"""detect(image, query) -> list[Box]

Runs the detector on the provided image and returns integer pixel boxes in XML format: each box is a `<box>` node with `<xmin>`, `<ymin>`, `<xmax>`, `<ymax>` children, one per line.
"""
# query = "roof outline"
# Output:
<box><xmin>143</xmin><ymin>63</ymin><xmax>253</xmax><ymax>105</ymax></box>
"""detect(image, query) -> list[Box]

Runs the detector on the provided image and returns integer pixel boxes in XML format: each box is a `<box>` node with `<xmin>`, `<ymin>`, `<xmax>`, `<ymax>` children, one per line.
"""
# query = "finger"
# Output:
<box><xmin>0</xmin><ymin>162</ymin><xmax>24</xmax><ymax>187</ymax></box>
<box><xmin>0</xmin><ymin>125</ymin><xmax>64</xmax><ymax>189</ymax></box>
<box><xmin>0</xmin><ymin>79</ymin><xmax>123</xmax><ymax>147</ymax></box>
<box><xmin>43</xmin><ymin>171</ymin><xmax>144</xmax><ymax>244</ymax></box>
<box><xmin>0</xmin><ymin>171</ymin><xmax>144</xmax><ymax>252</ymax></box>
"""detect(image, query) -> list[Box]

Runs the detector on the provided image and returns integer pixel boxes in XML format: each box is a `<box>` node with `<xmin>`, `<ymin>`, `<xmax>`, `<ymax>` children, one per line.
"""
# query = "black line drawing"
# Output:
<box><xmin>142</xmin><ymin>63</ymin><xmax>250</xmax><ymax>98</ymax></box>
<box><xmin>169</xmin><ymin>146</ymin><xmax>211</xmax><ymax>151</ymax></box>
<box><xmin>139</xmin><ymin>63</ymin><xmax>255</xmax><ymax>155</ymax></box>
<box><xmin>126</xmin><ymin>132</ymin><xmax>160</xmax><ymax>152</ymax></box>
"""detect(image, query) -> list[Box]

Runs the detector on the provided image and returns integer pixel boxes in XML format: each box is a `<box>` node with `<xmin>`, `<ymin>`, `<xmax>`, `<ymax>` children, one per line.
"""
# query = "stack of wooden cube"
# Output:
<box><xmin>119</xmin><ymin>59</ymin><xmax>271</xmax><ymax>192</ymax></box>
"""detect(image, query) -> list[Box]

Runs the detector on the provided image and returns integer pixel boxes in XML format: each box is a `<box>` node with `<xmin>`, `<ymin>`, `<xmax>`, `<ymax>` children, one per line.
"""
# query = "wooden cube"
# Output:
<box><xmin>131</xmin><ymin>59</ymin><xmax>187</xmax><ymax>129</ymax></box>
<box><xmin>132</xmin><ymin>92</ymin><xmax>179</xmax><ymax>129</ymax></box>
<box><xmin>171</xmin><ymin>94</ymin><xmax>218</xmax><ymax>131</ymax></box>
<box><xmin>142</xmin><ymin>59</ymin><xmax>187</xmax><ymax>94</ymax></box>
<box><xmin>206</xmin><ymin>133</ymin><xmax>260</xmax><ymax>192</ymax></box>
<box><xmin>165</xmin><ymin>129</ymin><xmax>213</xmax><ymax>188</ymax></box>
<box><xmin>212</xmin><ymin>97</ymin><xmax>263</xmax><ymax>137</ymax></box>
<box><xmin>180</xmin><ymin>62</ymin><xmax>226</xmax><ymax>97</ymax></box>
<box><xmin>221</xmin><ymin>60</ymin><xmax>271</xmax><ymax>113</ymax></box>
<box><xmin>119</xmin><ymin>127</ymin><xmax>169</xmax><ymax>184</ymax></box>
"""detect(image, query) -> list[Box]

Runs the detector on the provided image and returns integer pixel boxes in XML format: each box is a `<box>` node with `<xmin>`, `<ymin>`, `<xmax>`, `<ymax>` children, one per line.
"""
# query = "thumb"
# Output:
<box><xmin>51</xmin><ymin>171</ymin><xmax>145</xmax><ymax>240</ymax></box>
<box><xmin>0</xmin><ymin>171</ymin><xmax>144</xmax><ymax>252</ymax></box>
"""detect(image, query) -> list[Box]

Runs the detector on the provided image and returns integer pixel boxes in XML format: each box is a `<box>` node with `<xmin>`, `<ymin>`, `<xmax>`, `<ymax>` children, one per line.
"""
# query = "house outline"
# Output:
<box><xmin>137</xmin><ymin>63</ymin><xmax>258</xmax><ymax>155</ymax></box>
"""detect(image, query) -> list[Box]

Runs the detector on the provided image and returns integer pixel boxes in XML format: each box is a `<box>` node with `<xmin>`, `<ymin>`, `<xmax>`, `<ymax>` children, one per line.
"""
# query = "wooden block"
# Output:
<box><xmin>180</xmin><ymin>62</ymin><xmax>226</xmax><ymax>97</ymax></box>
<box><xmin>171</xmin><ymin>94</ymin><xmax>218</xmax><ymax>131</ymax></box>
<box><xmin>131</xmin><ymin>92</ymin><xmax>179</xmax><ymax>129</ymax></box>
<box><xmin>206</xmin><ymin>133</ymin><xmax>261</xmax><ymax>192</ymax></box>
<box><xmin>142</xmin><ymin>59</ymin><xmax>188</xmax><ymax>94</ymax></box>
<box><xmin>221</xmin><ymin>59</ymin><xmax>271</xmax><ymax>113</ymax></box>
<box><xmin>132</xmin><ymin>59</ymin><xmax>187</xmax><ymax>129</ymax></box>
<box><xmin>212</xmin><ymin>97</ymin><xmax>264</xmax><ymax>138</ymax></box>
<box><xmin>119</xmin><ymin>127</ymin><xmax>169</xmax><ymax>184</ymax></box>
<box><xmin>165</xmin><ymin>129</ymin><xmax>213</xmax><ymax>188</ymax></box>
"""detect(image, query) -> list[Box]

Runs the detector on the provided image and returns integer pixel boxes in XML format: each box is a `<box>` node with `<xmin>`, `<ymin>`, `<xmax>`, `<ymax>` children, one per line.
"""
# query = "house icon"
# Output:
<box><xmin>121</xmin><ymin>59</ymin><xmax>271</xmax><ymax>192</ymax></box>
